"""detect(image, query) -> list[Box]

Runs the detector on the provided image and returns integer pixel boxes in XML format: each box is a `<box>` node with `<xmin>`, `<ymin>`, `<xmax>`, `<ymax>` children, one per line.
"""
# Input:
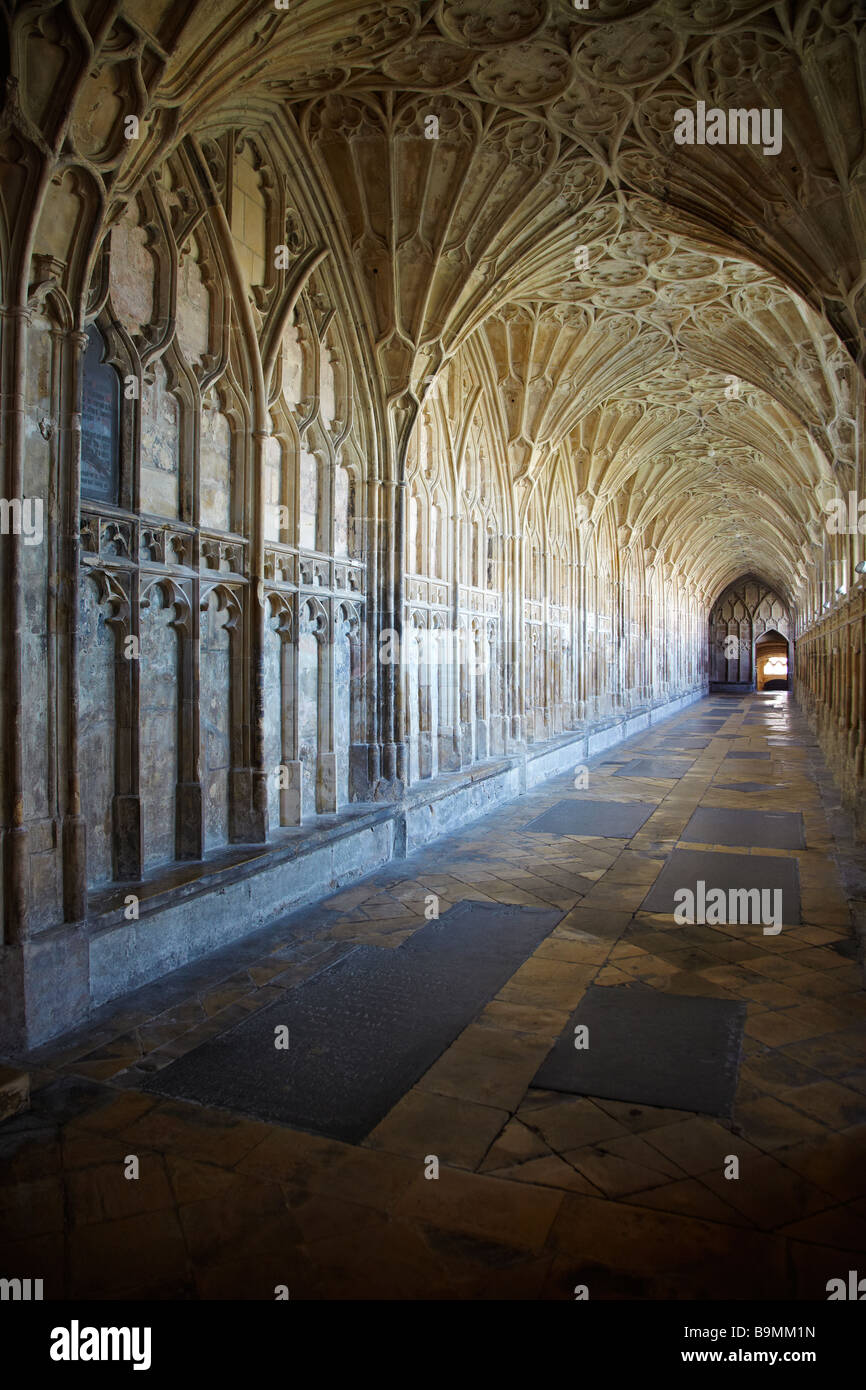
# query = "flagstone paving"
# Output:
<box><xmin>1</xmin><ymin>693</ymin><xmax>865</xmax><ymax>1300</ymax></box>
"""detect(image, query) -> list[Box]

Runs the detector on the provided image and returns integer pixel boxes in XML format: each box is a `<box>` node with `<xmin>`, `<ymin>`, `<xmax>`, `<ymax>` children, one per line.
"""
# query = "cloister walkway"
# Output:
<box><xmin>2</xmin><ymin>693</ymin><xmax>865</xmax><ymax>1300</ymax></box>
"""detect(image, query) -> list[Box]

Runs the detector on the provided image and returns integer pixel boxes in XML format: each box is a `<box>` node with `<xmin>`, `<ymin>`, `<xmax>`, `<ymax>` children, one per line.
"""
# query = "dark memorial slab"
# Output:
<box><xmin>525</xmin><ymin>799</ymin><xmax>656</xmax><ymax>838</ymax></box>
<box><xmin>680</xmin><ymin>806</ymin><xmax>804</xmax><ymax>850</ymax></box>
<box><xmin>655</xmin><ymin>737</ymin><xmax>711</xmax><ymax>749</ymax></box>
<box><xmin>640</xmin><ymin>847</ymin><xmax>801</xmax><ymax>922</ymax></box>
<box><xmin>725</xmin><ymin>750</ymin><xmax>771</xmax><ymax>759</ymax></box>
<box><xmin>714</xmin><ymin>781</ymin><xmax>787</xmax><ymax>793</ymax></box>
<box><xmin>140</xmin><ymin>900</ymin><xmax>561</xmax><ymax>1142</ymax></box>
<box><xmin>532</xmin><ymin>984</ymin><xmax>746</xmax><ymax>1117</ymax></box>
<box><xmin>614</xmin><ymin>756</ymin><xmax>695</xmax><ymax>779</ymax></box>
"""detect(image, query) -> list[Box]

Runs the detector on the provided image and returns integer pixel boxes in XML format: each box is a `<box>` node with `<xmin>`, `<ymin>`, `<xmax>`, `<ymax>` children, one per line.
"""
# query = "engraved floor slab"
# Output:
<box><xmin>714</xmin><ymin>781</ymin><xmax>788</xmax><ymax>793</ymax></box>
<box><xmin>680</xmin><ymin>806</ymin><xmax>805</xmax><ymax>850</ymax></box>
<box><xmin>640</xmin><ymin>847</ymin><xmax>801</xmax><ymax>922</ymax></box>
<box><xmin>140</xmin><ymin>901</ymin><xmax>561</xmax><ymax>1142</ymax></box>
<box><xmin>532</xmin><ymin>984</ymin><xmax>746</xmax><ymax>1117</ymax></box>
<box><xmin>725</xmin><ymin>750</ymin><xmax>771</xmax><ymax>760</ymax></box>
<box><xmin>524</xmin><ymin>799</ymin><xmax>657</xmax><ymax>838</ymax></box>
<box><xmin>655</xmin><ymin>737</ymin><xmax>711</xmax><ymax>750</ymax></box>
<box><xmin>614</xmin><ymin>757</ymin><xmax>695</xmax><ymax>780</ymax></box>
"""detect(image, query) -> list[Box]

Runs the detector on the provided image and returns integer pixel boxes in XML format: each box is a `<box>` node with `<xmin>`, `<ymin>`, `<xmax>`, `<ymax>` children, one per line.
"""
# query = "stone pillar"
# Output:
<box><xmin>280</xmin><ymin>613</ymin><xmax>302</xmax><ymax>824</ymax></box>
<box><xmin>0</xmin><ymin>304</ymin><xmax>31</xmax><ymax>943</ymax></box>
<box><xmin>176</xmin><ymin>585</ymin><xmax>203</xmax><ymax>859</ymax></box>
<box><xmin>374</xmin><ymin>476</ymin><xmax>407</xmax><ymax>792</ymax></box>
<box><xmin>57</xmin><ymin>328</ymin><xmax>88</xmax><ymax>919</ymax></box>
<box><xmin>856</xmin><ymin>611</ymin><xmax>866</xmax><ymax>775</ymax></box>
<box><xmin>317</xmin><ymin>599</ymin><xmax>337</xmax><ymax>813</ymax></box>
<box><xmin>351</xmin><ymin>465</ymin><xmax>381</xmax><ymax>798</ymax></box>
<box><xmin>414</xmin><ymin>624</ymin><xmax>431</xmax><ymax>778</ymax></box>
<box><xmin>393</xmin><ymin>477</ymin><xmax>408</xmax><ymax>783</ymax></box>
<box><xmin>576</xmin><ymin>559</ymin><xmax>586</xmax><ymax>720</ymax></box>
<box><xmin>232</xmin><ymin>426</ymin><xmax>269</xmax><ymax>841</ymax></box>
<box><xmin>510</xmin><ymin>530</ymin><xmax>524</xmax><ymax>745</ymax></box>
<box><xmin>112</xmin><ymin>569</ymin><xmax>143</xmax><ymax>880</ymax></box>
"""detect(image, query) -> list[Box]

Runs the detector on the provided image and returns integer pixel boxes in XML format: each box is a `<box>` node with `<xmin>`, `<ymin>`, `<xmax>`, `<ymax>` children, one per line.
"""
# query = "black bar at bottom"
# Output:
<box><xmin>5</xmin><ymin>1298</ymin><xmax>862</xmax><ymax>1376</ymax></box>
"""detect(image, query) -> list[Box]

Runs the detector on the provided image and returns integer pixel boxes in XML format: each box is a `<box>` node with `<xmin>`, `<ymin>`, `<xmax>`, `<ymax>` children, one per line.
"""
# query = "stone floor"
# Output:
<box><xmin>2</xmin><ymin>692</ymin><xmax>866</xmax><ymax>1300</ymax></box>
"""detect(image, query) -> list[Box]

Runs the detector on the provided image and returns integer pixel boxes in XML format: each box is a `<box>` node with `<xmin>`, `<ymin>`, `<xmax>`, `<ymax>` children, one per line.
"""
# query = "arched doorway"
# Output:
<box><xmin>756</xmin><ymin>628</ymin><xmax>789</xmax><ymax>691</ymax></box>
<box><xmin>708</xmin><ymin>575</ymin><xmax>792</xmax><ymax>693</ymax></box>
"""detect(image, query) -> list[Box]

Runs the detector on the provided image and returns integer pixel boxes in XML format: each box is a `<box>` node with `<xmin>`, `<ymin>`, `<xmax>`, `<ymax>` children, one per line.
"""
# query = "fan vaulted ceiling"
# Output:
<box><xmin>7</xmin><ymin>0</ymin><xmax>865</xmax><ymax>608</ymax></box>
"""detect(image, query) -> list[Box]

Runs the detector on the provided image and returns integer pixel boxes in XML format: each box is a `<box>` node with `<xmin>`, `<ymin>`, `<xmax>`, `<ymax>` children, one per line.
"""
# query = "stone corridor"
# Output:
<box><xmin>3</xmin><ymin>692</ymin><xmax>865</xmax><ymax>1301</ymax></box>
<box><xmin>3</xmin><ymin>0</ymin><xmax>866</xmax><ymax>1316</ymax></box>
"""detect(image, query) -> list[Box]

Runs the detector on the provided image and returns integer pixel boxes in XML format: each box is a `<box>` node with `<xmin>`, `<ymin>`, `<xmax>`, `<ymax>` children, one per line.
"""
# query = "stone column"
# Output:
<box><xmin>511</xmin><ymin>529</ymin><xmax>524</xmax><ymax>744</ymax></box>
<box><xmin>350</xmin><ymin>464</ymin><xmax>381</xmax><ymax>798</ymax></box>
<box><xmin>176</xmin><ymin>582</ymin><xmax>203</xmax><ymax>859</ymax></box>
<box><xmin>393</xmin><ymin>477</ymin><xmax>407</xmax><ymax>783</ymax></box>
<box><xmin>576</xmin><ymin>558</ymin><xmax>587</xmax><ymax>720</ymax></box>
<box><xmin>448</xmin><ymin>504</ymin><xmax>463</xmax><ymax>765</ymax></box>
<box><xmin>280</xmin><ymin>602</ymin><xmax>302</xmax><ymax>824</ymax></box>
<box><xmin>111</xmin><ymin>568</ymin><xmax>142</xmax><ymax>880</ymax></box>
<box><xmin>418</xmin><ymin>626</ymin><xmax>433</xmax><ymax>778</ymax></box>
<box><xmin>57</xmin><ymin>328</ymin><xmax>87</xmax><ymax>919</ymax></box>
<box><xmin>0</xmin><ymin>304</ymin><xmax>31</xmax><ymax>943</ymax></box>
<box><xmin>856</xmin><ymin>609</ymin><xmax>866</xmax><ymax>776</ymax></box>
<box><xmin>316</xmin><ymin>599</ymin><xmax>337</xmax><ymax>813</ymax></box>
<box><xmin>231</xmin><ymin>426</ymin><xmax>269</xmax><ymax>841</ymax></box>
<box><xmin>372</xmin><ymin>475</ymin><xmax>407</xmax><ymax>791</ymax></box>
